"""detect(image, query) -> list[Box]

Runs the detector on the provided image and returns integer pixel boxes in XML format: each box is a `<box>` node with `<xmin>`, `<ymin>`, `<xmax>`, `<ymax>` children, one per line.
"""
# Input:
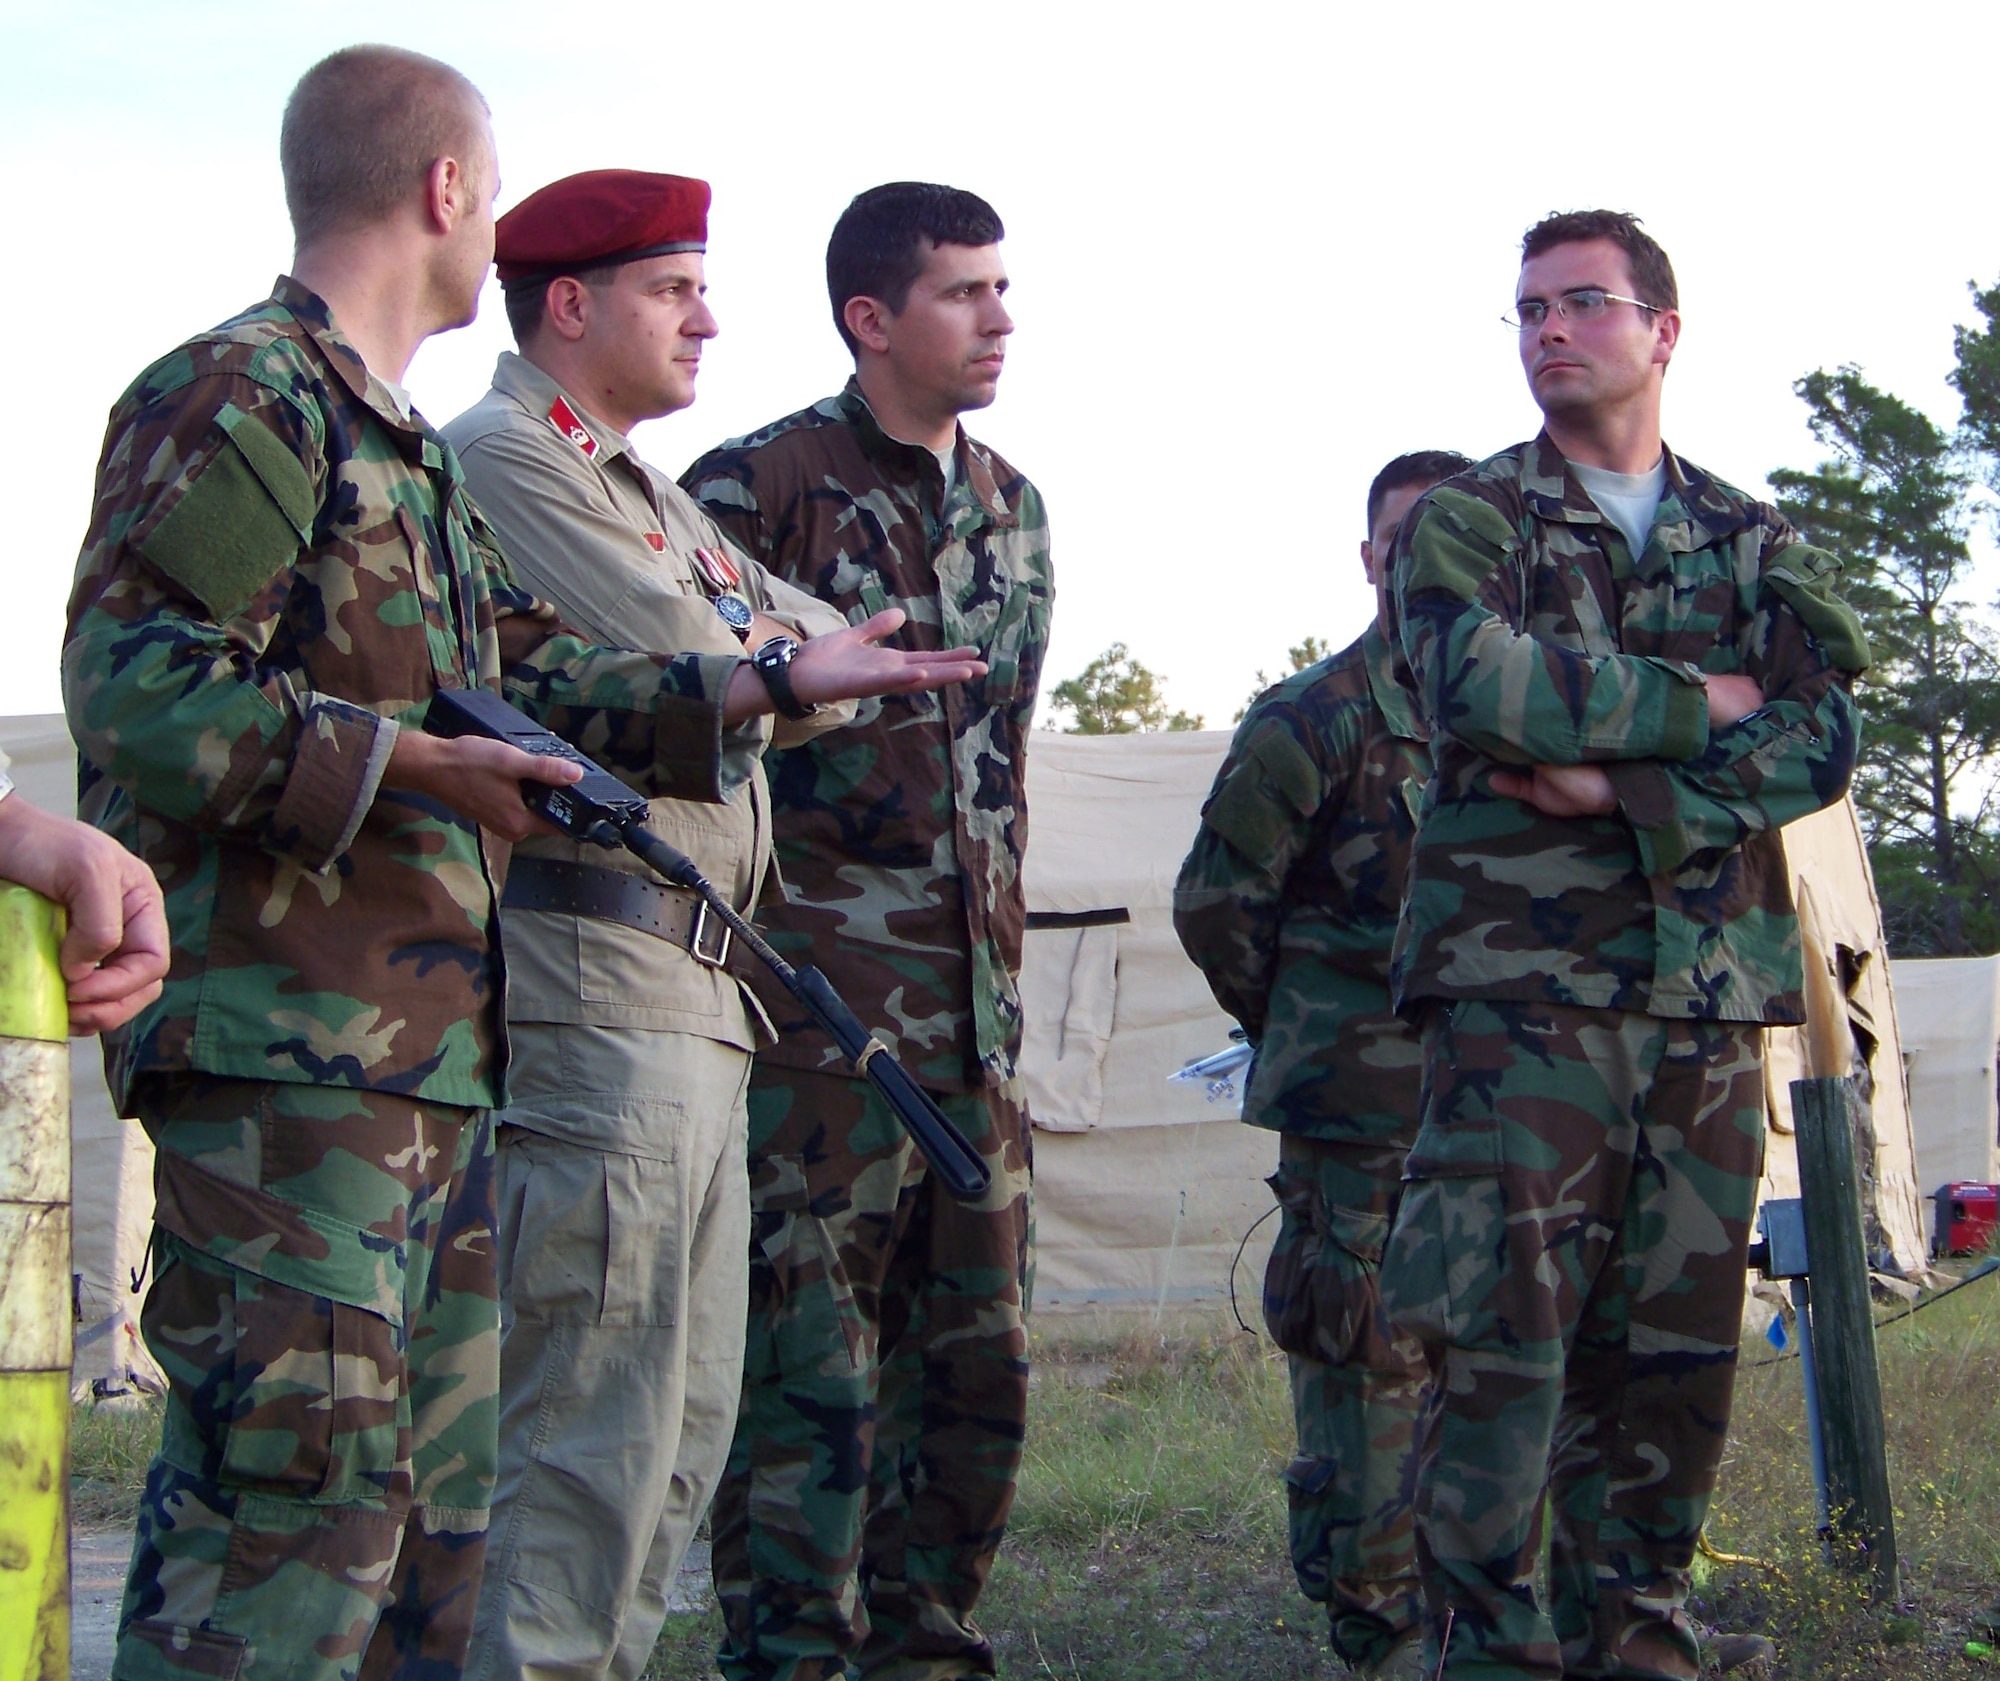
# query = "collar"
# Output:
<box><xmin>1360</xmin><ymin>623</ymin><xmax>1425</xmax><ymax>743</ymax></box>
<box><xmin>834</xmin><ymin>377</ymin><xmax>1016</xmax><ymax>528</ymax></box>
<box><xmin>270</xmin><ymin>275</ymin><xmax>429</xmax><ymax>440</ymax></box>
<box><xmin>1519</xmin><ymin>431</ymin><xmax>1756</xmax><ymax>550</ymax></box>
<box><xmin>490</xmin><ymin>351</ymin><xmax>636</xmax><ymax>468</ymax></box>
<box><xmin>269</xmin><ymin>276</ymin><xmax>455</xmax><ymax>479</ymax></box>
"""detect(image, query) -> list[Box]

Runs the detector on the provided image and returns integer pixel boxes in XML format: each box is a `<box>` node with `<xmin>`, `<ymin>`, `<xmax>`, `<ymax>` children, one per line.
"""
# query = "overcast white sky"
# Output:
<box><xmin>4</xmin><ymin>0</ymin><xmax>1997</xmax><ymax>727</ymax></box>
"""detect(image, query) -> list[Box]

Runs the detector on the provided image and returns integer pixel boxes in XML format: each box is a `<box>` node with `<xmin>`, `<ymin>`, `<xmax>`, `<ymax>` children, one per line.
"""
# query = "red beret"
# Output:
<box><xmin>494</xmin><ymin>169</ymin><xmax>710</xmax><ymax>285</ymax></box>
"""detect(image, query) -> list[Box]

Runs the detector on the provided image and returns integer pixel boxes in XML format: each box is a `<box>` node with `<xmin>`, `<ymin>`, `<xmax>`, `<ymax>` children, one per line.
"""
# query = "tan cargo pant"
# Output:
<box><xmin>464</xmin><ymin>1022</ymin><xmax>752</xmax><ymax>1681</ymax></box>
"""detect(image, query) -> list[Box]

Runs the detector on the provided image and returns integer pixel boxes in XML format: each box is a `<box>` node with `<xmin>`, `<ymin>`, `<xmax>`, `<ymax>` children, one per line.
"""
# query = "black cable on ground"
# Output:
<box><xmin>1743</xmin><ymin>1256</ymin><xmax>2000</xmax><ymax>1370</ymax></box>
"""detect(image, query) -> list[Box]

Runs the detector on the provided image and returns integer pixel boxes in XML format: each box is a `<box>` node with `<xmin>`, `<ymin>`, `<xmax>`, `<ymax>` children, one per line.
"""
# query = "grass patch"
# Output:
<box><xmin>645</xmin><ymin>1332</ymin><xmax>1347</xmax><ymax>1681</ymax></box>
<box><xmin>650</xmin><ymin>1280</ymin><xmax>2000</xmax><ymax>1679</ymax></box>
<box><xmin>70</xmin><ymin>1396</ymin><xmax>160</xmax><ymax>1527</ymax></box>
<box><xmin>1694</xmin><ymin>1274</ymin><xmax>2000</xmax><ymax>1677</ymax></box>
<box><xmin>73</xmin><ymin>1273</ymin><xmax>2000</xmax><ymax>1676</ymax></box>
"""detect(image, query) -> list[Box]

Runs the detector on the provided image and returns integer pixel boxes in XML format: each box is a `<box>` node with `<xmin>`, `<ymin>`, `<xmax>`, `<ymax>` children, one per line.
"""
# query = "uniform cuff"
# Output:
<box><xmin>652</xmin><ymin>652</ymin><xmax>746</xmax><ymax>802</ymax></box>
<box><xmin>271</xmin><ymin>699</ymin><xmax>397</xmax><ymax>871</ymax></box>
<box><xmin>1607</xmin><ymin>760</ymin><xmax>1690</xmax><ymax>876</ymax></box>
<box><xmin>1648</xmin><ymin>667</ymin><xmax>1709</xmax><ymax>761</ymax></box>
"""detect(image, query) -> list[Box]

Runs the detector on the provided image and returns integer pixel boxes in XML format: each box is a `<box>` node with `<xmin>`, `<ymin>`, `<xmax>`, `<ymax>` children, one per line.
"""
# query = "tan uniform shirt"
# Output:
<box><xmin>444</xmin><ymin>353</ymin><xmax>851</xmax><ymax>1053</ymax></box>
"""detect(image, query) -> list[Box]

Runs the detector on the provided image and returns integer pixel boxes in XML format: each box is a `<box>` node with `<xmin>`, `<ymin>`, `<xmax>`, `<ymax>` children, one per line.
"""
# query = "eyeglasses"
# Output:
<box><xmin>1503</xmin><ymin>288</ymin><xmax>1662</xmax><ymax>331</ymax></box>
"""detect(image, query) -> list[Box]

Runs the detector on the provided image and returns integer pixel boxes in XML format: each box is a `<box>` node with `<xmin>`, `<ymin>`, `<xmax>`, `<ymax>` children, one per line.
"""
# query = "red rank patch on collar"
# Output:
<box><xmin>644</xmin><ymin>532</ymin><xmax>666</xmax><ymax>551</ymax></box>
<box><xmin>547</xmin><ymin>396</ymin><xmax>599</xmax><ymax>459</ymax></box>
<box><xmin>694</xmin><ymin>546</ymin><xmax>741</xmax><ymax>590</ymax></box>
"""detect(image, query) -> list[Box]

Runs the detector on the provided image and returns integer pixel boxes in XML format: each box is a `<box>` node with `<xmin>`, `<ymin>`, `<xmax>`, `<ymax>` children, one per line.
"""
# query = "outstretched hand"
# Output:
<box><xmin>787</xmin><ymin>608</ymin><xmax>987</xmax><ymax>706</ymax></box>
<box><xmin>1488</xmin><ymin>762</ymin><xmax>1618</xmax><ymax>818</ymax></box>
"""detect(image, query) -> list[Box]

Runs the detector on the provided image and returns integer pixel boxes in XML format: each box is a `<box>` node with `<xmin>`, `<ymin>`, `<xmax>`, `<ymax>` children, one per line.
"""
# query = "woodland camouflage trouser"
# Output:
<box><xmin>1378</xmin><ymin>1001</ymin><xmax>1765</xmax><ymax>1681</ymax></box>
<box><xmin>117</xmin><ymin>1076</ymin><xmax>498</xmax><ymax>1681</ymax></box>
<box><xmin>1263</xmin><ymin>1133</ymin><xmax>1429</xmax><ymax>1671</ymax></box>
<box><xmin>712</xmin><ymin>1067</ymin><xmax>1032</xmax><ymax>1681</ymax></box>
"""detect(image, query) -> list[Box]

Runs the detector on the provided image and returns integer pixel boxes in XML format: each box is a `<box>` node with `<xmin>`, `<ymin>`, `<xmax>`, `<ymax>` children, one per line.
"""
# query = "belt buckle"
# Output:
<box><xmin>688</xmin><ymin>900</ymin><xmax>732</xmax><ymax>970</ymax></box>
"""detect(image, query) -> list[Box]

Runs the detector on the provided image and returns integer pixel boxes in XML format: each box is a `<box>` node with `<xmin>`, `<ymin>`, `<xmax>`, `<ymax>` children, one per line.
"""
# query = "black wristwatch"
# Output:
<box><xmin>713</xmin><ymin>594</ymin><xmax>755</xmax><ymax>644</ymax></box>
<box><xmin>751</xmin><ymin>635</ymin><xmax>821</xmax><ymax>721</ymax></box>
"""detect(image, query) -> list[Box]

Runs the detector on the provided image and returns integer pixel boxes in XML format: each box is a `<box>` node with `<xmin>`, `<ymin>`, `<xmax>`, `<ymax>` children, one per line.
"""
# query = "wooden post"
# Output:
<box><xmin>0</xmin><ymin>882</ymin><xmax>71</xmax><ymax>1681</ymax></box>
<box><xmin>1790</xmin><ymin>1075</ymin><xmax>1898</xmax><ymax>1600</ymax></box>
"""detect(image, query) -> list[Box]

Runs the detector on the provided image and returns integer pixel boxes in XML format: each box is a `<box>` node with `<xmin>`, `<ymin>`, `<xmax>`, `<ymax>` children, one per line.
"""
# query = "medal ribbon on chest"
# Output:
<box><xmin>693</xmin><ymin>545</ymin><xmax>741</xmax><ymax>593</ymax></box>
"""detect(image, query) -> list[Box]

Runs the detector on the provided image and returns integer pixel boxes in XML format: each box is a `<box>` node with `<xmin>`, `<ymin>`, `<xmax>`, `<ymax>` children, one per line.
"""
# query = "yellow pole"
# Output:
<box><xmin>0</xmin><ymin>882</ymin><xmax>71</xmax><ymax>1681</ymax></box>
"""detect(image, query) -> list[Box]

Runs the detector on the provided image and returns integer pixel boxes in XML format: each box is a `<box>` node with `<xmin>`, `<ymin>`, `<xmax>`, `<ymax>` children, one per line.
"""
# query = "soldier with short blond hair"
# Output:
<box><xmin>62</xmin><ymin>49</ymin><xmax>979</xmax><ymax>1681</ymax></box>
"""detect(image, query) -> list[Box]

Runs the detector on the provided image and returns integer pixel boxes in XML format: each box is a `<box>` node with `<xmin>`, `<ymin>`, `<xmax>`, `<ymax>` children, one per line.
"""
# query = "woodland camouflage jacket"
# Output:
<box><xmin>1173</xmin><ymin>626</ymin><xmax>1430</xmax><ymax>1143</ymax></box>
<box><xmin>1391</xmin><ymin>435</ymin><xmax>1868</xmax><ymax>1025</ymax></box>
<box><xmin>682</xmin><ymin>381</ymin><xmax>1053</xmax><ymax>1091</ymax></box>
<box><xmin>64</xmin><ymin>279</ymin><xmax>741</xmax><ymax>1111</ymax></box>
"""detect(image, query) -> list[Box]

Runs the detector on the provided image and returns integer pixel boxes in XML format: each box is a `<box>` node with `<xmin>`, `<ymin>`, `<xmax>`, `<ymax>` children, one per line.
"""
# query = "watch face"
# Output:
<box><xmin>753</xmin><ymin>635</ymin><xmax>800</xmax><ymax>665</ymax></box>
<box><xmin>714</xmin><ymin>595</ymin><xmax>755</xmax><ymax>638</ymax></box>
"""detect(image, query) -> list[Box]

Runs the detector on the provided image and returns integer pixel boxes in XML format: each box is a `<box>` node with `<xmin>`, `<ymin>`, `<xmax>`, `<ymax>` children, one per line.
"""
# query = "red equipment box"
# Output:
<box><xmin>1933</xmin><ymin>1182</ymin><xmax>2000</xmax><ymax>1256</ymax></box>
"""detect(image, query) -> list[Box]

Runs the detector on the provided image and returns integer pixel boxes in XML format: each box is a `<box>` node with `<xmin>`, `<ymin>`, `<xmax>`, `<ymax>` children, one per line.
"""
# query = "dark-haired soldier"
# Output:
<box><xmin>682</xmin><ymin>182</ymin><xmax>1051</xmax><ymax>1681</ymax></box>
<box><xmin>1379</xmin><ymin>211</ymin><xmax>1867</xmax><ymax>1679</ymax></box>
<box><xmin>440</xmin><ymin>170</ymin><xmax>980</xmax><ymax>1681</ymax></box>
<box><xmin>1174</xmin><ymin>450</ymin><xmax>1469</xmax><ymax>1676</ymax></box>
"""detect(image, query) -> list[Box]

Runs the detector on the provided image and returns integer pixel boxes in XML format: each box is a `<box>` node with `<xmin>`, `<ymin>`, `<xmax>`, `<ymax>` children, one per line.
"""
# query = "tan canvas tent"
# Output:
<box><xmin>1017</xmin><ymin>730</ymin><xmax>1281</xmax><ymax>1313</ymax></box>
<box><xmin>1891</xmin><ymin>955</ymin><xmax>2000</xmax><ymax>1200</ymax></box>
<box><xmin>1755</xmin><ymin>796</ymin><xmax>1929</xmax><ymax>1274</ymax></box>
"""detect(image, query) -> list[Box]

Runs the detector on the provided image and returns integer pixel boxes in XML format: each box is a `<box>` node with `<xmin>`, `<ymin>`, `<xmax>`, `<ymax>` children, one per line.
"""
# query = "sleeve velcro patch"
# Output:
<box><xmin>1764</xmin><ymin>543</ymin><xmax>1871</xmax><ymax>673</ymax></box>
<box><xmin>1403</xmin><ymin>490</ymin><xmax>1516</xmax><ymax>602</ymax></box>
<box><xmin>139</xmin><ymin>403</ymin><xmax>315</xmax><ymax>621</ymax></box>
<box><xmin>1201</xmin><ymin>724</ymin><xmax>1322</xmax><ymax>870</ymax></box>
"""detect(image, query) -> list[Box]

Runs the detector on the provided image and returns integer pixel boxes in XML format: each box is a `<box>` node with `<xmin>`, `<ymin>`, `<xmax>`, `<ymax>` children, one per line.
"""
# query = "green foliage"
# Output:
<box><xmin>1949</xmin><ymin>277</ymin><xmax>2000</xmax><ymax>469</ymax></box>
<box><xmin>1771</xmin><ymin>350</ymin><xmax>2000</xmax><ymax>956</ymax></box>
<box><xmin>1234</xmin><ymin>635</ymin><xmax>1337</xmax><ymax>722</ymax></box>
<box><xmin>1049</xmin><ymin>642</ymin><xmax>1204</xmax><ymax>734</ymax></box>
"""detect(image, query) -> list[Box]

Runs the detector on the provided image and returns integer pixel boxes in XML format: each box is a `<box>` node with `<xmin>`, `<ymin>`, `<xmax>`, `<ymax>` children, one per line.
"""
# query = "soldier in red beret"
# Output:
<box><xmin>441</xmin><ymin>170</ymin><xmax>987</xmax><ymax>1681</ymax></box>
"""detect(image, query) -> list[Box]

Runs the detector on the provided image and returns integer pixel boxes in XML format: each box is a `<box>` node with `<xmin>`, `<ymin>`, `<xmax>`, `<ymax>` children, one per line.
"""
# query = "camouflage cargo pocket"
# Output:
<box><xmin>157</xmin><ymin>1242</ymin><xmax>400</xmax><ymax>1504</ymax></box>
<box><xmin>1400</xmin><ymin>1116</ymin><xmax>1505</xmax><ymax>1177</ymax></box>
<box><xmin>753</xmin><ymin>1175</ymin><xmax>871</xmax><ymax>1379</ymax></box>
<box><xmin>1262</xmin><ymin>1169</ymin><xmax>1395</xmax><ymax>1365</ymax></box>
<box><xmin>977</xmin><ymin>575</ymin><xmax>1051</xmax><ymax>706</ymax></box>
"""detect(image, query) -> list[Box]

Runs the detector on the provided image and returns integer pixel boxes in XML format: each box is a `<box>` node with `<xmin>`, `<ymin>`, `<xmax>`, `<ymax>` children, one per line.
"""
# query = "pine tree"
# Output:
<box><xmin>1047</xmin><ymin>643</ymin><xmax>1204</xmax><ymax>734</ymax></box>
<box><xmin>1770</xmin><ymin>364</ymin><xmax>2000</xmax><ymax>954</ymax></box>
<box><xmin>1233</xmin><ymin>635</ymin><xmax>1337</xmax><ymax>721</ymax></box>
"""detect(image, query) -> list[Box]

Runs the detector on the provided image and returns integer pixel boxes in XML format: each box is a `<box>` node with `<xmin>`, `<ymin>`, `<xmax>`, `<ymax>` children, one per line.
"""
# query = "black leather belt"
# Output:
<box><xmin>501</xmin><ymin>855</ymin><xmax>734</xmax><ymax>970</ymax></box>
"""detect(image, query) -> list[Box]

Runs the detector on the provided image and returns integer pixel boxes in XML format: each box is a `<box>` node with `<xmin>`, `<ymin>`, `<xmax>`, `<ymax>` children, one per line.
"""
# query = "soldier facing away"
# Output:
<box><xmin>1379</xmin><ymin>210</ymin><xmax>1868</xmax><ymax>1679</ymax></box>
<box><xmin>1174</xmin><ymin>448</ymin><xmax>1471</xmax><ymax>1675</ymax></box>
<box><xmin>439</xmin><ymin>169</ymin><xmax>981</xmax><ymax>1681</ymax></box>
<box><xmin>682</xmin><ymin>182</ymin><xmax>1052</xmax><ymax>1681</ymax></box>
<box><xmin>60</xmin><ymin>49</ymin><xmax>976</xmax><ymax>1681</ymax></box>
